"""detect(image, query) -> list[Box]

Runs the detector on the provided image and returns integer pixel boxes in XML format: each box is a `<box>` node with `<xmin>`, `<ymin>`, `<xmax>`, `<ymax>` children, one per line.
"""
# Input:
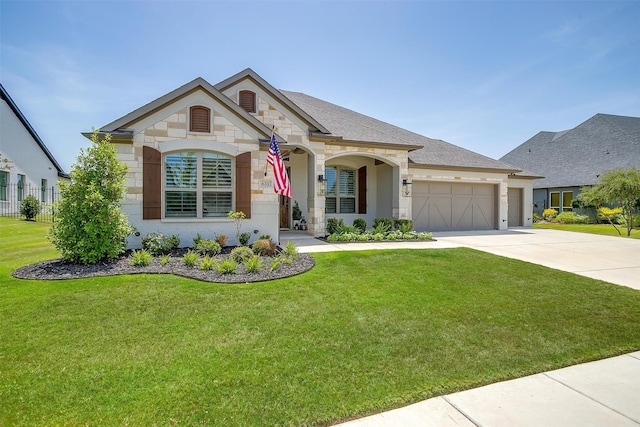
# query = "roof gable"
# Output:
<box><xmin>214</xmin><ymin>68</ymin><xmax>330</xmax><ymax>135</ymax></box>
<box><xmin>500</xmin><ymin>113</ymin><xmax>640</xmax><ymax>188</ymax></box>
<box><xmin>98</xmin><ymin>77</ymin><xmax>279</xmax><ymax>141</ymax></box>
<box><xmin>0</xmin><ymin>83</ymin><xmax>68</xmax><ymax>178</ymax></box>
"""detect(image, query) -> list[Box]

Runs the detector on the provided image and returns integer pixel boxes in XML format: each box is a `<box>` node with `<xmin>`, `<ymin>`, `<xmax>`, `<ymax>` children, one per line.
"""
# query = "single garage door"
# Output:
<box><xmin>412</xmin><ymin>182</ymin><xmax>497</xmax><ymax>231</ymax></box>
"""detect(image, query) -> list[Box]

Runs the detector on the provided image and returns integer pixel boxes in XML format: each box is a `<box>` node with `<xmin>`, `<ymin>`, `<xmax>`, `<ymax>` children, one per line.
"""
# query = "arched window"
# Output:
<box><xmin>189</xmin><ymin>106</ymin><xmax>211</xmax><ymax>133</ymax></box>
<box><xmin>239</xmin><ymin>90</ymin><xmax>256</xmax><ymax>113</ymax></box>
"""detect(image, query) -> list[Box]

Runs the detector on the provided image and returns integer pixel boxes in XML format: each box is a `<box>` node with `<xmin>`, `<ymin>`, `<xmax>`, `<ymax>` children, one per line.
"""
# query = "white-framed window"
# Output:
<box><xmin>41</xmin><ymin>179</ymin><xmax>47</xmax><ymax>203</ymax></box>
<box><xmin>164</xmin><ymin>151</ymin><xmax>233</xmax><ymax>218</ymax></box>
<box><xmin>550</xmin><ymin>191</ymin><xmax>574</xmax><ymax>212</ymax></box>
<box><xmin>17</xmin><ymin>174</ymin><xmax>25</xmax><ymax>202</ymax></box>
<box><xmin>562</xmin><ymin>191</ymin><xmax>573</xmax><ymax>212</ymax></box>
<box><xmin>0</xmin><ymin>171</ymin><xmax>8</xmax><ymax>201</ymax></box>
<box><xmin>325</xmin><ymin>166</ymin><xmax>356</xmax><ymax>214</ymax></box>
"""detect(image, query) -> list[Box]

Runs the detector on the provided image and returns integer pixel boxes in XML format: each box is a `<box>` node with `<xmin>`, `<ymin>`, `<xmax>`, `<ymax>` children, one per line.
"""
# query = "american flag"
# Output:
<box><xmin>267</xmin><ymin>132</ymin><xmax>292</xmax><ymax>198</ymax></box>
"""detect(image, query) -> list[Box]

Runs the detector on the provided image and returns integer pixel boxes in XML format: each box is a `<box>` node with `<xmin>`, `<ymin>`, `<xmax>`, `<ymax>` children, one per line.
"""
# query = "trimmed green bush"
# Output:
<box><xmin>195</xmin><ymin>239</ymin><xmax>221</xmax><ymax>256</ymax></box>
<box><xmin>542</xmin><ymin>208</ymin><xmax>558</xmax><ymax>221</ymax></box>
<box><xmin>239</xmin><ymin>232</ymin><xmax>251</xmax><ymax>246</ymax></box>
<box><xmin>141</xmin><ymin>232</ymin><xmax>180</xmax><ymax>256</ymax></box>
<box><xmin>373</xmin><ymin>217</ymin><xmax>392</xmax><ymax>233</ymax></box>
<box><xmin>394</xmin><ymin>219</ymin><xmax>413</xmax><ymax>232</ymax></box>
<box><xmin>553</xmin><ymin>212</ymin><xmax>591</xmax><ymax>224</ymax></box>
<box><xmin>200</xmin><ymin>256</ymin><xmax>216</xmax><ymax>271</ymax></box>
<box><xmin>353</xmin><ymin>218</ymin><xmax>367</xmax><ymax>233</ymax></box>
<box><xmin>217</xmin><ymin>259</ymin><xmax>237</xmax><ymax>274</ymax></box>
<box><xmin>182</xmin><ymin>250</ymin><xmax>199</xmax><ymax>267</ymax></box>
<box><xmin>230</xmin><ymin>246</ymin><xmax>254</xmax><ymax>263</ymax></box>
<box><xmin>20</xmin><ymin>195</ymin><xmax>41</xmax><ymax>221</ymax></box>
<box><xmin>244</xmin><ymin>255</ymin><xmax>263</xmax><ymax>273</ymax></box>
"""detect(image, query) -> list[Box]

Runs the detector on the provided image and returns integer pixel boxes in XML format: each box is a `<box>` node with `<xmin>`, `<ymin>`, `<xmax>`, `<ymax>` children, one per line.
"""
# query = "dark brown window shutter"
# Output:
<box><xmin>235</xmin><ymin>152</ymin><xmax>252</xmax><ymax>218</ymax></box>
<box><xmin>239</xmin><ymin>90</ymin><xmax>256</xmax><ymax>113</ymax></box>
<box><xmin>143</xmin><ymin>146</ymin><xmax>161</xmax><ymax>219</ymax></box>
<box><xmin>190</xmin><ymin>106</ymin><xmax>210</xmax><ymax>132</ymax></box>
<box><xmin>358</xmin><ymin>166</ymin><xmax>367</xmax><ymax>214</ymax></box>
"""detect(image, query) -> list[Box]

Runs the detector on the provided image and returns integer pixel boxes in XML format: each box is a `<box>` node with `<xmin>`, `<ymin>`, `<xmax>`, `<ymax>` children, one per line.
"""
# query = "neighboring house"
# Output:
<box><xmin>87</xmin><ymin>68</ymin><xmax>535</xmax><ymax>246</ymax></box>
<box><xmin>0</xmin><ymin>83</ymin><xmax>69</xmax><ymax>213</ymax></box>
<box><xmin>500</xmin><ymin>113</ymin><xmax>640</xmax><ymax>216</ymax></box>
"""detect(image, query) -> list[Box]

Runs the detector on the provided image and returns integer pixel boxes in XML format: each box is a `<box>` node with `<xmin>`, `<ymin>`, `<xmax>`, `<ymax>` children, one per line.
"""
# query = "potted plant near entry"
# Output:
<box><xmin>292</xmin><ymin>201</ymin><xmax>302</xmax><ymax>229</ymax></box>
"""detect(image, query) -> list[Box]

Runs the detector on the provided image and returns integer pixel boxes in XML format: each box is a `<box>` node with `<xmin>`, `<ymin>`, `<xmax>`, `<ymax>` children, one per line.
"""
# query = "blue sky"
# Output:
<box><xmin>1</xmin><ymin>0</ymin><xmax>639</xmax><ymax>172</ymax></box>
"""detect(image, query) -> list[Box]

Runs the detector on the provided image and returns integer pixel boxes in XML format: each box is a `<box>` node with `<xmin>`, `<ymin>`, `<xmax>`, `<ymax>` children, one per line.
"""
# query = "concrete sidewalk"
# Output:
<box><xmin>280</xmin><ymin>228</ymin><xmax>640</xmax><ymax>426</ymax></box>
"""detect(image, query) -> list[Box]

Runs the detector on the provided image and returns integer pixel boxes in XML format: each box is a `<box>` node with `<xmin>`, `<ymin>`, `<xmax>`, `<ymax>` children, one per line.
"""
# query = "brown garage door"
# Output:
<box><xmin>412</xmin><ymin>182</ymin><xmax>497</xmax><ymax>231</ymax></box>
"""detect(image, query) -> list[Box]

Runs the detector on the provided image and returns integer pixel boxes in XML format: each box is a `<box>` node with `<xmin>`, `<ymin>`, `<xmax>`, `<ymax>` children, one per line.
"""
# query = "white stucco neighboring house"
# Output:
<box><xmin>86</xmin><ymin>68</ymin><xmax>536</xmax><ymax>247</ymax></box>
<box><xmin>0</xmin><ymin>83</ymin><xmax>69</xmax><ymax>213</ymax></box>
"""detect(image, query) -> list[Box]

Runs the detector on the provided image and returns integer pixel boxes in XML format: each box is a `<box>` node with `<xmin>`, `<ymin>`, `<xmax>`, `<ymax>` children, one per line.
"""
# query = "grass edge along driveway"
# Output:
<box><xmin>1</xmin><ymin>218</ymin><xmax>640</xmax><ymax>426</ymax></box>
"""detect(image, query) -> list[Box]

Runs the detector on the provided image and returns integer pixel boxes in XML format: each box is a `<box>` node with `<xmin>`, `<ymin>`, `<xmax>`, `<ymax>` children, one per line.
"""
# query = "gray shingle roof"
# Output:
<box><xmin>280</xmin><ymin>90</ymin><xmax>520</xmax><ymax>172</ymax></box>
<box><xmin>500</xmin><ymin>114</ymin><xmax>640</xmax><ymax>188</ymax></box>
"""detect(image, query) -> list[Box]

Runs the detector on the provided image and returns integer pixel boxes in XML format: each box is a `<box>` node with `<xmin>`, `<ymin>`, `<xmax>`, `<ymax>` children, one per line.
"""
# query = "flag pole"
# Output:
<box><xmin>264</xmin><ymin>125</ymin><xmax>275</xmax><ymax>177</ymax></box>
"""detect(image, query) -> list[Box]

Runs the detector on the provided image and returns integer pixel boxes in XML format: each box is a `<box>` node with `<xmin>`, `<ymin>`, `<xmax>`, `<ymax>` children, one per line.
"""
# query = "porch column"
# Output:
<box><xmin>307</xmin><ymin>152</ymin><xmax>326</xmax><ymax>237</ymax></box>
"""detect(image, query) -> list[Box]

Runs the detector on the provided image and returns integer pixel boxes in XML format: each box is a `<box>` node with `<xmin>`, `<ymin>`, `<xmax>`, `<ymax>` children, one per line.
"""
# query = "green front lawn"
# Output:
<box><xmin>2</xmin><ymin>217</ymin><xmax>640</xmax><ymax>426</ymax></box>
<box><xmin>534</xmin><ymin>222</ymin><xmax>640</xmax><ymax>239</ymax></box>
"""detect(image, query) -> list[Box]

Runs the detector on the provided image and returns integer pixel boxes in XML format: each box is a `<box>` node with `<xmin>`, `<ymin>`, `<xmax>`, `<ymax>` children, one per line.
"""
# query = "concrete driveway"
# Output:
<box><xmin>433</xmin><ymin>228</ymin><xmax>640</xmax><ymax>291</ymax></box>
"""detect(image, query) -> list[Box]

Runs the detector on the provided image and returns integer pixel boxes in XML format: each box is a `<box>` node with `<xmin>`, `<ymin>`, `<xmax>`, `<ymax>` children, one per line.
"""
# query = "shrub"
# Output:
<box><xmin>142</xmin><ymin>232</ymin><xmax>180</xmax><ymax>256</ymax></box>
<box><xmin>374</xmin><ymin>217</ymin><xmax>393</xmax><ymax>231</ymax></box>
<box><xmin>239</xmin><ymin>232</ymin><xmax>251</xmax><ymax>246</ymax></box>
<box><xmin>532</xmin><ymin>213</ymin><xmax>542</xmax><ymax>223</ymax></box>
<box><xmin>372</xmin><ymin>221</ymin><xmax>390</xmax><ymax>234</ymax></box>
<box><xmin>130</xmin><ymin>249</ymin><xmax>152</xmax><ymax>267</ymax></box>
<box><xmin>160</xmin><ymin>256</ymin><xmax>170</xmax><ymax>266</ymax></box>
<box><xmin>597</xmin><ymin>207</ymin><xmax>624</xmax><ymax>224</ymax></box>
<box><xmin>244</xmin><ymin>255</ymin><xmax>263</xmax><ymax>273</ymax></box>
<box><xmin>542</xmin><ymin>209</ymin><xmax>558</xmax><ymax>221</ymax></box>
<box><xmin>620</xmin><ymin>213</ymin><xmax>640</xmax><ymax>228</ymax></box>
<box><xmin>183</xmin><ymin>250</ymin><xmax>199</xmax><ymax>267</ymax></box>
<box><xmin>195</xmin><ymin>239</ymin><xmax>221</xmax><ymax>256</ymax></box>
<box><xmin>283</xmin><ymin>241</ymin><xmax>298</xmax><ymax>260</ymax></box>
<box><xmin>553</xmin><ymin>212</ymin><xmax>591</xmax><ymax>224</ymax></box>
<box><xmin>259</xmin><ymin>234</ymin><xmax>272</xmax><ymax>240</ymax></box>
<box><xmin>200</xmin><ymin>256</ymin><xmax>216</xmax><ymax>271</ymax></box>
<box><xmin>394</xmin><ymin>219</ymin><xmax>413</xmax><ymax>233</ymax></box>
<box><xmin>337</xmin><ymin>224</ymin><xmax>357</xmax><ymax>235</ymax></box>
<box><xmin>215</xmin><ymin>234</ymin><xmax>228</xmax><ymax>247</ymax></box>
<box><xmin>20</xmin><ymin>195</ymin><xmax>41</xmax><ymax>221</ymax></box>
<box><xmin>193</xmin><ymin>233</ymin><xmax>203</xmax><ymax>246</ymax></box>
<box><xmin>253</xmin><ymin>239</ymin><xmax>277</xmax><ymax>256</ymax></box>
<box><xmin>49</xmin><ymin>130</ymin><xmax>134</xmax><ymax>264</ymax></box>
<box><xmin>353</xmin><ymin>218</ymin><xmax>367</xmax><ymax>233</ymax></box>
<box><xmin>269</xmin><ymin>257</ymin><xmax>281</xmax><ymax>272</ymax></box>
<box><xmin>217</xmin><ymin>259</ymin><xmax>237</xmax><ymax>274</ymax></box>
<box><xmin>326</xmin><ymin>218</ymin><xmax>344</xmax><ymax>235</ymax></box>
<box><xmin>230</xmin><ymin>246</ymin><xmax>254</xmax><ymax>263</ymax></box>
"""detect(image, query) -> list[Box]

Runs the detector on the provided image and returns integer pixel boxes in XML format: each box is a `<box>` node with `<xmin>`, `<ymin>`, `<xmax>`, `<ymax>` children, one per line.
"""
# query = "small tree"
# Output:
<box><xmin>49</xmin><ymin>130</ymin><xmax>134</xmax><ymax>263</ymax></box>
<box><xmin>228</xmin><ymin>210</ymin><xmax>246</xmax><ymax>245</ymax></box>
<box><xmin>579</xmin><ymin>167</ymin><xmax>640</xmax><ymax>237</ymax></box>
<box><xmin>20</xmin><ymin>194</ymin><xmax>41</xmax><ymax>221</ymax></box>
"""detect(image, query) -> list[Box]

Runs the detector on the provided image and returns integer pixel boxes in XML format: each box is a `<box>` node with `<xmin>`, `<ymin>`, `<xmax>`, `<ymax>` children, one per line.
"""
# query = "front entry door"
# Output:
<box><xmin>279</xmin><ymin>167</ymin><xmax>291</xmax><ymax>229</ymax></box>
<box><xmin>279</xmin><ymin>195</ymin><xmax>290</xmax><ymax>228</ymax></box>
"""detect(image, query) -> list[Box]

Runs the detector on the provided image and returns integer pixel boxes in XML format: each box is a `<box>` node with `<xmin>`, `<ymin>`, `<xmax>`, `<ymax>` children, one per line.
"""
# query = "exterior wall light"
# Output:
<box><xmin>402</xmin><ymin>179</ymin><xmax>412</xmax><ymax>197</ymax></box>
<box><xmin>318</xmin><ymin>174</ymin><xmax>327</xmax><ymax>195</ymax></box>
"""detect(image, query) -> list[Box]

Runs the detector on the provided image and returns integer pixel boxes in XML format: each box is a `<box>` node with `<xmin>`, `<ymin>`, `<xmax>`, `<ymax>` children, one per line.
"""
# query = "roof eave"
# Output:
<box><xmin>409</xmin><ymin>162</ymin><xmax>521</xmax><ymax>174</ymax></box>
<box><xmin>323</xmin><ymin>138</ymin><xmax>423</xmax><ymax>151</ymax></box>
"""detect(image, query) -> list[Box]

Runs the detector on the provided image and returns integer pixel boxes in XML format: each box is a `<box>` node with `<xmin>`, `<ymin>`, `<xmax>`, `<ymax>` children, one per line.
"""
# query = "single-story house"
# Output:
<box><xmin>500</xmin><ymin>113</ymin><xmax>640</xmax><ymax>215</ymax></box>
<box><xmin>0</xmin><ymin>83</ymin><xmax>69</xmax><ymax>213</ymax></box>
<box><xmin>87</xmin><ymin>68</ymin><xmax>535</xmax><ymax>246</ymax></box>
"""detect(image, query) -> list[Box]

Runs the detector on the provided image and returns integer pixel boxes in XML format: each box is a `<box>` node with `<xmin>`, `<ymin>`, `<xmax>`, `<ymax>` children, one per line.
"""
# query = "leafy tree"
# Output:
<box><xmin>20</xmin><ymin>194</ymin><xmax>41</xmax><ymax>221</ymax></box>
<box><xmin>578</xmin><ymin>167</ymin><xmax>640</xmax><ymax>237</ymax></box>
<box><xmin>49</xmin><ymin>130</ymin><xmax>134</xmax><ymax>263</ymax></box>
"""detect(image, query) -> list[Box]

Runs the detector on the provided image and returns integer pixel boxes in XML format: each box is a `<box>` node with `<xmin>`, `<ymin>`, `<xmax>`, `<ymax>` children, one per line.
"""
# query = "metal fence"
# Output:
<box><xmin>0</xmin><ymin>183</ymin><xmax>59</xmax><ymax>222</ymax></box>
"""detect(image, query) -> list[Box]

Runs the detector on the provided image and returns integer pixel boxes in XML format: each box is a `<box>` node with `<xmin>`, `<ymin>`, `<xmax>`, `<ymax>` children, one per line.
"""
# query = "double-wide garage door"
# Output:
<box><xmin>412</xmin><ymin>182</ymin><xmax>497</xmax><ymax>232</ymax></box>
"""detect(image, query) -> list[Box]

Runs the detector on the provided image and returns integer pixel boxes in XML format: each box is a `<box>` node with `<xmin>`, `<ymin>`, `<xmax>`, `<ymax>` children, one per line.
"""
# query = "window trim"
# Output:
<box><xmin>0</xmin><ymin>171</ymin><xmax>8</xmax><ymax>201</ymax></box>
<box><xmin>562</xmin><ymin>191</ymin><xmax>573</xmax><ymax>212</ymax></box>
<box><xmin>163</xmin><ymin>151</ymin><xmax>234</xmax><ymax>219</ymax></box>
<box><xmin>549</xmin><ymin>191</ymin><xmax>560</xmax><ymax>210</ymax></box>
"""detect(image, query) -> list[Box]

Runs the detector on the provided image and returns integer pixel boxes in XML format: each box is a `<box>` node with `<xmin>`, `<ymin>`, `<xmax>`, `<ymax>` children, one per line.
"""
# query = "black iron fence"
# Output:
<box><xmin>0</xmin><ymin>183</ymin><xmax>59</xmax><ymax>222</ymax></box>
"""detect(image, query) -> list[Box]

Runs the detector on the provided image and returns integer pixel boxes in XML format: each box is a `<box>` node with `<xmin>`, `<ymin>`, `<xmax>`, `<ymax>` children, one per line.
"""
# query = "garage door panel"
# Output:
<box><xmin>413</xmin><ymin>182</ymin><xmax>496</xmax><ymax>232</ymax></box>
